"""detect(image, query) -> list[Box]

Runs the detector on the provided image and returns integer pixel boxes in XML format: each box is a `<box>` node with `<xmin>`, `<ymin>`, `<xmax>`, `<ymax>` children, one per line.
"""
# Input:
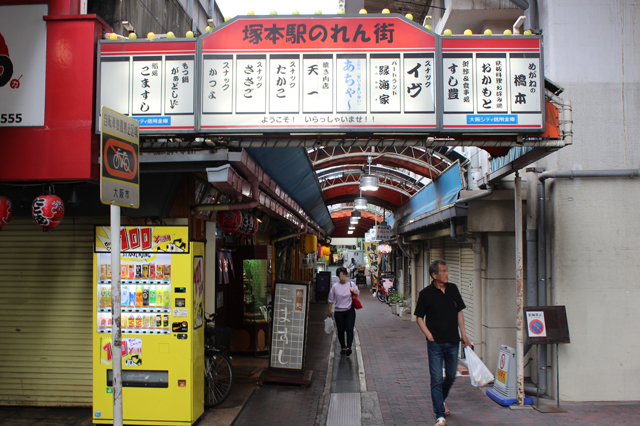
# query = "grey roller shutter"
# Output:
<box><xmin>0</xmin><ymin>216</ymin><xmax>106</xmax><ymax>406</ymax></box>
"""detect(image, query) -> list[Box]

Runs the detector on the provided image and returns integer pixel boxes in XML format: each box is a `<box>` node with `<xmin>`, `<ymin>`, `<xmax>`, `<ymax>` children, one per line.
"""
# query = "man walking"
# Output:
<box><xmin>414</xmin><ymin>259</ymin><xmax>471</xmax><ymax>426</ymax></box>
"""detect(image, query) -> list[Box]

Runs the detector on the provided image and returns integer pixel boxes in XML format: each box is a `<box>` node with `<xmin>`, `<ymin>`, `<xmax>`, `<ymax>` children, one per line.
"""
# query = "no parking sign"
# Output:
<box><xmin>526</xmin><ymin>311</ymin><xmax>547</xmax><ymax>337</ymax></box>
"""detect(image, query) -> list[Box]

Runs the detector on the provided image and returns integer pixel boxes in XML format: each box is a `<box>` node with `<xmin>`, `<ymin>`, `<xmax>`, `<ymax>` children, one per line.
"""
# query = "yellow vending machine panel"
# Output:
<box><xmin>92</xmin><ymin>226</ymin><xmax>205</xmax><ymax>425</ymax></box>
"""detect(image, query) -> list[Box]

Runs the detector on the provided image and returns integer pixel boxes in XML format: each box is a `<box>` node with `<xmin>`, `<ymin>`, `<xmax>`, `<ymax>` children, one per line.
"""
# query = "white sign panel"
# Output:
<box><xmin>510</xmin><ymin>54</ymin><xmax>542</xmax><ymax>113</ymax></box>
<box><xmin>404</xmin><ymin>53</ymin><xmax>435</xmax><ymax>113</ymax></box>
<box><xmin>203</xmin><ymin>55</ymin><xmax>233</xmax><ymax>113</ymax></box>
<box><xmin>132</xmin><ymin>57</ymin><xmax>162</xmax><ymax>115</ymax></box>
<box><xmin>443</xmin><ymin>54</ymin><xmax>474</xmax><ymax>113</ymax></box>
<box><xmin>336</xmin><ymin>54</ymin><xmax>367</xmax><ymax>113</ymax></box>
<box><xmin>270</xmin><ymin>282</ymin><xmax>308</xmax><ymax>370</ymax></box>
<box><xmin>526</xmin><ymin>310</ymin><xmax>547</xmax><ymax>337</ymax></box>
<box><xmin>269</xmin><ymin>54</ymin><xmax>299</xmax><ymax>113</ymax></box>
<box><xmin>302</xmin><ymin>54</ymin><xmax>332</xmax><ymax>113</ymax></box>
<box><xmin>0</xmin><ymin>4</ymin><xmax>48</xmax><ymax>127</ymax></box>
<box><xmin>475</xmin><ymin>54</ymin><xmax>508</xmax><ymax>113</ymax></box>
<box><xmin>165</xmin><ymin>57</ymin><xmax>194</xmax><ymax>114</ymax></box>
<box><xmin>370</xmin><ymin>54</ymin><xmax>400</xmax><ymax>113</ymax></box>
<box><xmin>236</xmin><ymin>54</ymin><xmax>266</xmax><ymax>113</ymax></box>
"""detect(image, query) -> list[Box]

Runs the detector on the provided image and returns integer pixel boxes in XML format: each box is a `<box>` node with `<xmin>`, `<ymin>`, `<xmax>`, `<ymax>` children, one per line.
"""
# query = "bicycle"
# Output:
<box><xmin>376</xmin><ymin>273</ymin><xmax>398</xmax><ymax>303</ymax></box>
<box><xmin>204</xmin><ymin>313</ymin><xmax>235</xmax><ymax>408</ymax></box>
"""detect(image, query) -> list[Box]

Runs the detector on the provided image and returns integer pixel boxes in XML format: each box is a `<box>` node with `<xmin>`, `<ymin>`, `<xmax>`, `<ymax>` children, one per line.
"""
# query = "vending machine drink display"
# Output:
<box><xmin>93</xmin><ymin>226</ymin><xmax>205</xmax><ymax>425</ymax></box>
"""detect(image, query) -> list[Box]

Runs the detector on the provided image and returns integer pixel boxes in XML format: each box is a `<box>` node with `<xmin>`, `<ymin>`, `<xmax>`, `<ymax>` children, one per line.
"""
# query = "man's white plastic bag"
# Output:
<box><xmin>464</xmin><ymin>346</ymin><xmax>494</xmax><ymax>387</ymax></box>
<box><xmin>324</xmin><ymin>317</ymin><xmax>334</xmax><ymax>334</ymax></box>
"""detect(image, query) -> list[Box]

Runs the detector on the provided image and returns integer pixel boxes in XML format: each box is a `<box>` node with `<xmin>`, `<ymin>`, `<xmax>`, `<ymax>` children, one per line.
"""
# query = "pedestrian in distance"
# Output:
<box><xmin>345</xmin><ymin>257</ymin><xmax>358</xmax><ymax>278</ymax></box>
<box><xmin>327</xmin><ymin>266</ymin><xmax>359</xmax><ymax>356</ymax></box>
<box><xmin>414</xmin><ymin>259</ymin><xmax>472</xmax><ymax>426</ymax></box>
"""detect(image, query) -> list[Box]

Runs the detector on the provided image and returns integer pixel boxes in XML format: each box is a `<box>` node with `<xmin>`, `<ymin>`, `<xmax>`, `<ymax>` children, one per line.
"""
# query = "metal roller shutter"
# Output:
<box><xmin>0</xmin><ymin>216</ymin><xmax>106</xmax><ymax>406</ymax></box>
<box><xmin>429</xmin><ymin>238</ymin><xmax>443</xmax><ymax>264</ymax></box>
<box><xmin>460</xmin><ymin>245</ymin><xmax>475</xmax><ymax>345</ymax></box>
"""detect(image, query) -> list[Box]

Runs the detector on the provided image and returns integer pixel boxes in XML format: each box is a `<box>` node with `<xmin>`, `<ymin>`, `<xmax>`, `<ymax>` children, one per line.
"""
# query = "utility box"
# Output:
<box><xmin>486</xmin><ymin>345</ymin><xmax>532</xmax><ymax>406</ymax></box>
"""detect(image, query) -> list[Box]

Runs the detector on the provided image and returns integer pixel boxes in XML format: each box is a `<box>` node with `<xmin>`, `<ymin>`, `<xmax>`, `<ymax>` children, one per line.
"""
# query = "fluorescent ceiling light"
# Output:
<box><xmin>354</xmin><ymin>197</ymin><xmax>367</xmax><ymax>209</ymax></box>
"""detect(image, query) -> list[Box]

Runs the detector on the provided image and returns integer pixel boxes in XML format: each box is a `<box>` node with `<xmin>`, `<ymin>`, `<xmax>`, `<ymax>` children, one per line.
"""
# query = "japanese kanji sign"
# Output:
<box><xmin>199</xmin><ymin>16</ymin><xmax>437</xmax><ymax>132</ymax></box>
<box><xmin>269</xmin><ymin>282</ymin><xmax>309</xmax><ymax>370</ymax></box>
<box><xmin>96</xmin><ymin>15</ymin><xmax>545</xmax><ymax>135</ymax></box>
<box><xmin>441</xmin><ymin>37</ymin><xmax>544</xmax><ymax>132</ymax></box>
<box><xmin>97</xmin><ymin>40</ymin><xmax>196</xmax><ymax>134</ymax></box>
<box><xmin>100</xmin><ymin>107</ymin><xmax>140</xmax><ymax>208</ymax></box>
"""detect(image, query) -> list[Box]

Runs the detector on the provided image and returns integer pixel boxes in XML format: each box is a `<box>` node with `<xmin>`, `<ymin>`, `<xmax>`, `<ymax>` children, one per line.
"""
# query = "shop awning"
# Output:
<box><xmin>245</xmin><ymin>148</ymin><xmax>335</xmax><ymax>235</ymax></box>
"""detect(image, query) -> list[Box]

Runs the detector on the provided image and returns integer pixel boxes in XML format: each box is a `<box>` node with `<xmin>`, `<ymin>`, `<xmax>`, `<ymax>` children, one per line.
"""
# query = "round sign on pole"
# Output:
<box><xmin>529</xmin><ymin>319</ymin><xmax>545</xmax><ymax>335</ymax></box>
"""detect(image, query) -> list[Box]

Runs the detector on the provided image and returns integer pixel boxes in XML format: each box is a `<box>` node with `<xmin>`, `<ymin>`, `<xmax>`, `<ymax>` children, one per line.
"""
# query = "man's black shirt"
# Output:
<box><xmin>413</xmin><ymin>282</ymin><xmax>466</xmax><ymax>343</ymax></box>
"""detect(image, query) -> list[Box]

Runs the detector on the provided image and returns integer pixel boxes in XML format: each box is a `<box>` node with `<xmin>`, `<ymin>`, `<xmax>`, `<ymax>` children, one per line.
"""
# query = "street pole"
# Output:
<box><xmin>110</xmin><ymin>204</ymin><xmax>123</xmax><ymax>426</ymax></box>
<box><xmin>514</xmin><ymin>172</ymin><xmax>525</xmax><ymax>405</ymax></box>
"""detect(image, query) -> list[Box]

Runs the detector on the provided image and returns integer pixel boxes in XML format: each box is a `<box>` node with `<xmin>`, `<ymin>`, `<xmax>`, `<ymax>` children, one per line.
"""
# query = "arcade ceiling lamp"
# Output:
<box><xmin>350</xmin><ymin>216</ymin><xmax>359</xmax><ymax>224</ymax></box>
<box><xmin>348</xmin><ymin>225</ymin><xmax>356</xmax><ymax>230</ymax></box>
<box><xmin>360</xmin><ymin>156</ymin><xmax>379</xmax><ymax>191</ymax></box>
<box><xmin>350</xmin><ymin>209</ymin><xmax>362</xmax><ymax>219</ymax></box>
<box><xmin>347</xmin><ymin>230</ymin><xmax>354</xmax><ymax>235</ymax></box>
<box><xmin>354</xmin><ymin>194</ymin><xmax>367</xmax><ymax>210</ymax></box>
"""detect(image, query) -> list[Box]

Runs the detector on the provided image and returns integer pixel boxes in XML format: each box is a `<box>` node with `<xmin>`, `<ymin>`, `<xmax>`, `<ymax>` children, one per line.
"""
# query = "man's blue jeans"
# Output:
<box><xmin>427</xmin><ymin>341</ymin><xmax>459</xmax><ymax>419</ymax></box>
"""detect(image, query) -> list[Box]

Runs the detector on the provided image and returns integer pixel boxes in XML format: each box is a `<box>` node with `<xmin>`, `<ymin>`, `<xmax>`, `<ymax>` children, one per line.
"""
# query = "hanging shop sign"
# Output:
<box><xmin>97</xmin><ymin>39</ymin><xmax>196</xmax><ymax>134</ymax></box>
<box><xmin>96</xmin><ymin>14</ymin><xmax>545</xmax><ymax>136</ymax></box>
<box><xmin>440</xmin><ymin>36</ymin><xmax>544</xmax><ymax>132</ymax></box>
<box><xmin>198</xmin><ymin>15</ymin><xmax>437</xmax><ymax>133</ymax></box>
<box><xmin>94</xmin><ymin>225</ymin><xmax>190</xmax><ymax>253</ymax></box>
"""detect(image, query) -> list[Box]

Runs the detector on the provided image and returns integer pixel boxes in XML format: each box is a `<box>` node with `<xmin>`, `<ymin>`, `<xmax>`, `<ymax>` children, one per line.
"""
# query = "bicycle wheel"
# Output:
<box><xmin>204</xmin><ymin>350</ymin><xmax>234</xmax><ymax>408</ymax></box>
<box><xmin>377</xmin><ymin>290</ymin><xmax>387</xmax><ymax>303</ymax></box>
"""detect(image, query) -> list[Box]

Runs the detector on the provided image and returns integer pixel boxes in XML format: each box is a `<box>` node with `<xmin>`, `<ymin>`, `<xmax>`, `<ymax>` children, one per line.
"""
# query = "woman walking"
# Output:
<box><xmin>327</xmin><ymin>266</ymin><xmax>359</xmax><ymax>356</ymax></box>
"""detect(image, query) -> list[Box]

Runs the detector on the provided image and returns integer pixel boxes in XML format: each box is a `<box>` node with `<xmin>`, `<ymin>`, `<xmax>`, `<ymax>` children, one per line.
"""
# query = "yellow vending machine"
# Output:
<box><xmin>92</xmin><ymin>225</ymin><xmax>205</xmax><ymax>425</ymax></box>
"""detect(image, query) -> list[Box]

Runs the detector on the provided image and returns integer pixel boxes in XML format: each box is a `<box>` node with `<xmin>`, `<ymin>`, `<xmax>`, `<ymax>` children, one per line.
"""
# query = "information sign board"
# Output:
<box><xmin>97</xmin><ymin>40</ymin><xmax>197</xmax><ymax>134</ymax></box>
<box><xmin>524</xmin><ymin>305</ymin><xmax>570</xmax><ymax>345</ymax></box>
<box><xmin>440</xmin><ymin>37</ymin><xmax>544</xmax><ymax>132</ymax></box>
<box><xmin>100</xmin><ymin>107</ymin><xmax>140</xmax><ymax>208</ymax></box>
<box><xmin>269</xmin><ymin>281</ymin><xmax>309</xmax><ymax>370</ymax></box>
<box><xmin>198</xmin><ymin>15</ymin><xmax>438</xmax><ymax>133</ymax></box>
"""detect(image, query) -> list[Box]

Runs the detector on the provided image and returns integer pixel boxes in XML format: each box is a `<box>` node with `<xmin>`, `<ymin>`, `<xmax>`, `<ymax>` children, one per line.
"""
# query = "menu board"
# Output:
<box><xmin>269</xmin><ymin>281</ymin><xmax>309</xmax><ymax>370</ymax></box>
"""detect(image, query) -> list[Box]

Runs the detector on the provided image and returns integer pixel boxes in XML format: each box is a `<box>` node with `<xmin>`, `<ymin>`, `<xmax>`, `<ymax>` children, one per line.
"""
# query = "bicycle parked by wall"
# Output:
<box><xmin>204</xmin><ymin>313</ymin><xmax>235</xmax><ymax>408</ymax></box>
<box><xmin>376</xmin><ymin>272</ymin><xmax>398</xmax><ymax>303</ymax></box>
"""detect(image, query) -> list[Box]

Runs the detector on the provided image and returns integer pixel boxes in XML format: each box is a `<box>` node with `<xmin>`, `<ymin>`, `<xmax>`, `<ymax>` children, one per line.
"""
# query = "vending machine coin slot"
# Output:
<box><xmin>172</xmin><ymin>321</ymin><xmax>188</xmax><ymax>332</ymax></box>
<box><xmin>176</xmin><ymin>334</ymin><xmax>188</xmax><ymax>340</ymax></box>
<box><xmin>175</xmin><ymin>287</ymin><xmax>186</xmax><ymax>293</ymax></box>
<box><xmin>175</xmin><ymin>298</ymin><xmax>185</xmax><ymax>307</ymax></box>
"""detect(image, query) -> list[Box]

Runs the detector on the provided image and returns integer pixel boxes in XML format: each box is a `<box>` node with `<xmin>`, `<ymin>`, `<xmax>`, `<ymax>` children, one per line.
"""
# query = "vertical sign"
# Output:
<box><xmin>404</xmin><ymin>53</ymin><xmax>435</xmax><ymax>113</ymax></box>
<box><xmin>302</xmin><ymin>54</ymin><xmax>333</xmax><ymax>113</ymax></box>
<box><xmin>165</xmin><ymin>56</ymin><xmax>194</xmax><ymax>115</ymax></box>
<box><xmin>236</xmin><ymin>55</ymin><xmax>267</xmax><ymax>113</ymax></box>
<box><xmin>132</xmin><ymin>56</ymin><xmax>162</xmax><ymax>115</ymax></box>
<box><xmin>269</xmin><ymin>282</ymin><xmax>309</xmax><ymax>370</ymax></box>
<box><xmin>337</xmin><ymin>54</ymin><xmax>367</xmax><ymax>113</ymax></box>
<box><xmin>100</xmin><ymin>107</ymin><xmax>140</xmax><ymax>208</ymax></box>
<box><xmin>510</xmin><ymin>53</ymin><xmax>542</xmax><ymax>113</ymax></box>
<box><xmin>203</xmin><ymin>55</ymin><xmax>233</xmax><ymax>113</ymax></box>
<box><xmin>370</xmin><ymin>54</ymin><xmax>400</xmax><ymax>113</ymax></box>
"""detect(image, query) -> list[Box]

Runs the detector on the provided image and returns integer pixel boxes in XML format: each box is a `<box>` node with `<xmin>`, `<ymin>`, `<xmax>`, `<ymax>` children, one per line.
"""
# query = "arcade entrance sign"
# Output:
<box><xmin>96</xmin><ymin>14</ymin><xmax>545</xmax><ymax>135</ymax></box>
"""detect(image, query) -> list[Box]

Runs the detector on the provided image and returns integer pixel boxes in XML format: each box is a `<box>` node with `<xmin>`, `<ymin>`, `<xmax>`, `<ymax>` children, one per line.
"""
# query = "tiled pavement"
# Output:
<box><xmin>3</xmin><ymin>285</ymin><xmax>640</xmax><ymax>425</ymax></box>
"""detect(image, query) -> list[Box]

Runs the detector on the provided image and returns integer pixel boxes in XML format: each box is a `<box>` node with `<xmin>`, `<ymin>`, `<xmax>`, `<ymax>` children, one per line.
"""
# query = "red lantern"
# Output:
<box><xmin>217</xmin><ymin>210</ymin><xmax>258</xmax><ymax>237</ymax></box>
<box><xmin>32</xmin><ymin>194</ymin><xmax>65</xmax><ymax>232</ymax></box>
<box><xmin>0</xmin><ymin>196</ymin><xmax>13</xmax><ymax>231</ymax></box>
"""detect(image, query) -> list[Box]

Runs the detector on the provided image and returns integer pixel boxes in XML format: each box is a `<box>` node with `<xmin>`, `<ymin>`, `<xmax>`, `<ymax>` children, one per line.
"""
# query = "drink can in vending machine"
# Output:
<box><xmin>142</xmin><ymin>314</ymin><xmax>150</xmax><ymax>328</ymax></box>
<box><xmin>100</xmin><ymin>314</ymin><xmax>107</xmax><ymax>329</ymax></box>
<box><xmin>136</xmin><ymin>315</ymin><xmax>142</xmax><ymax>329</ymax></box>
<box><xmin>128</xmin><ymin>315</ymin><xmax>135</xmax><ymax>328</ymax></box>
<box><xmin>100</xmin><ymin>265</ymin><xmax>106</xmax><ymax>280</ymax></box>
<box><xmin>156</xmin><ymin>265</ymin><xmax>163</xmax><ymax>279</ymax></box>
<box><xmin>148</xmin><ymin>314</ymin><xmax>155</xmax><ymax>329</ymax></box>
<box><xmin>136</xmin><ymin>285</ymin><xmax>143</xmax><ymax>307</ymax></box>
<box><xmin>163</xmin><ymin>314</ymin><xmax>169</xmax><ymax>327</ymax></box>
<box><xmin>128</xmin><ymin>264</ymin><xmax>135</xmax><ymax>279</ymax></box>
<box><xmin>142</xmin><ymin>264</ymin><xmax>149</xmax><ymax>278</ymax></box>
<box><xmin>107</xmin><ymin>264</ymin><xmax>112</xmax><ymax>279</ymax></box>
<box><xmin>122</xmin><ymin>314</ymin><xmax>128</xmax><ymax>329</ymax></box>
<box><xmin>156</xmin><ymin>314</ymin><xmax>162</xmax><ymax>328</ymax></box>
<box><xmin>135</xmin><ymin>265</ymin><xmax>142</xmax><ymax>278</ymax></box>
<box><xmin>149</xmin><ymin>285</ymin><xmax>156</xmax><ymax>307</ymax></box>
<box><xmin>121</xmin><ymin>265</ymin><xmax>128</xmax><ymax>279</ymax></box>
<box><xmin>142</xmin><ymin>285</ymin><xmax>149</xmax><ymax>306</ymax></box>
<box><xmin>149</xmin><ymin>264</ymin><xmax>156</xmax><ymax>279</ymax></box>
<box><xmin>164</xmin><ymin>265</ymin><xmax>171</xmax><ymax>279</ymax></box>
